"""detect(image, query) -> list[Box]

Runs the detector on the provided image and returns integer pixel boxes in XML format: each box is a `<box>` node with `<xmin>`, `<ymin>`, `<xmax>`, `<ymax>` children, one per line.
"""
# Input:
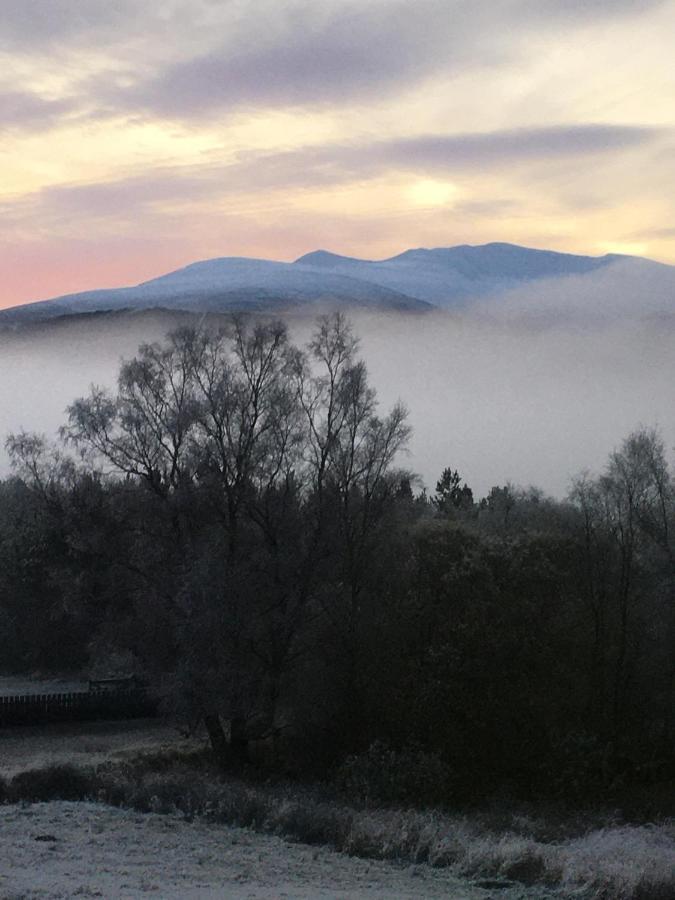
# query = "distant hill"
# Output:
<box><xmin>3</xmin><ymin>242</ymin><xmax>674</xmax><ymax>325</ymax></box>
<box><xmin>0</xmin><ymin>258</ymin><xmax>430</xmax><ymax>326</ymax></box>
<box><xmin>295</xmin><ymin>243</ymin><xmax>636</xmax><ymax>305</ymax></box>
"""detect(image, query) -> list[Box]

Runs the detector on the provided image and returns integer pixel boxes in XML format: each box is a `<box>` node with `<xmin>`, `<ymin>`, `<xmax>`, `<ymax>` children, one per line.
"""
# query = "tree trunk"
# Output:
<box><xmin>230</xmin><ymin>715</ymin><xmax>250</xmax><ymax>765</ymax></box>
<box><xmin>204</xmin><ymin>713</ymin><xmax>229</xmax><ymax>764</ymax></box>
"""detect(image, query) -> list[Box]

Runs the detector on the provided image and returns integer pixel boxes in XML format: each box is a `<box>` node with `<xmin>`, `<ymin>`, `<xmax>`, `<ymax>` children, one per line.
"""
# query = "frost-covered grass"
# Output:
<box><xmin>1</xmin><ymin>723</ymin><xmax>672</xmax><ymax>899</ymax></box>
<box><xmin>0</xmin><ymin>717</ymin><xmax>198</xmax><ymax>778</ymax></box>
<box><xmin>551</xmin><ymin>825</ymin><xmax>675</xmax><ymax>899</ymax></box>
<box><xmin>0</xmin><ymin>801</ymin><xmax>496</xmax><ymax>900</ymax></box>
<box><xmin>3</xmin><ymin>753</ymin><xmax>672</xmax><ymax>900</ymax></box>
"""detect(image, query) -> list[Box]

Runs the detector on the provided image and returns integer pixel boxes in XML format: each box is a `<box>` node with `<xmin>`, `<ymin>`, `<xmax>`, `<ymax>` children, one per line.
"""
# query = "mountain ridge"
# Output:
<box><xmin>2</xmin><ymin>242</ymin><xmax>674</xmax><ymax>325</ymax></box>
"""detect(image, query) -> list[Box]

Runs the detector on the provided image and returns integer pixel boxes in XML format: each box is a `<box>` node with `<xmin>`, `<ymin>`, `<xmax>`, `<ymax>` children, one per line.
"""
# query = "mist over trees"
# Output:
<box><xmin>1</xmin><ymin>314</ymin><xmax>673</xmax><ymax>801</ymax></box>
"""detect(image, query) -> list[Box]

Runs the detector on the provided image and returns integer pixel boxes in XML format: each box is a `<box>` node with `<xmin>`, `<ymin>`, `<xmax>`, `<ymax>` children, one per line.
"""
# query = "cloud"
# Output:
<box><xmin>96</xmin><ymin>1</ymin><xmax>503</xmax><ymax>119</ymax></box>
<box><xmin>3</xmin><ymin>0</ymin><xmax>669</xmax><ymax>132</ymax></box>
<box><xmin>3</xmin><ymin>123</ymin><xmax>661</xmax><ymax>231</ymax></box>
<box><xmin>225</xmin><ymin>124</ymin><xmax>664</xmax><ymax>193</ymax></box>
<box><xmin>631</xmin><ymin>226</ymin><xmax>675</xmax><ymax>239</ymax></box>
<box><xmin>3</xmin><ymin>0</ymin><xmax>663</xmax><ymax>57</ymax></box>
<box><xmin>480</xmin><ymin>258</ymin><xmax>675</xmax><ymax>320</ymax></box>
<box><xmin>513</xmin><ymin>0</ymin><xmax>666</xmax><ymax>23</ymax></box>
<box><xmin>453</xmin><ymin>198</ymin><xmax>521</xmax><ymax>218</ymax></box>
<box><xmin>359</xmin><ymin>124</ymin><xmax>661</xmax><ymax>168</ymax></box>
<box><xmin>0</xmin><ymin>90</ymin><xmax>79</xmax><ymax>132</ymax></box>
<box><xmin>27</xmin><ymin>172</ymin><xmax>217</xmax><ymax>217</ymax></box>
<box><xmin>0</xmin><ymin>169</ymin><xmax>221</xmax><ymax>240</ymax></box>
<box><xmin>2</xmin><ymin>0</ymin><xmax>673</xmax><ymax>307</ymax></box>
<box><xmin>74</xmin><ymin>0</ymin><xmax>667</xmax><ymax>122</ymax></box>
<box><xmin>0</xmin><ymin>0</ymin><xmax>141</xmax><ymax>50</ymax></box>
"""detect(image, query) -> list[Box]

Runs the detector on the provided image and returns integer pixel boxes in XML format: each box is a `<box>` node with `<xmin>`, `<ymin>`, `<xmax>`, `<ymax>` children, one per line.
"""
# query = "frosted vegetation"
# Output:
<box><xmin>0</xmin><ymin>746</ymin><xmax>672</xmax><ymax>899</ymax></box>
<box><xmin>0</xmin><ymin>801</ymin><xmax>543</xmax><ymax>900</ymax></box>
<box><xmin>0</xmin><ymin>718</ymin><xmax>192</xmax><ymax>778</ymax></box>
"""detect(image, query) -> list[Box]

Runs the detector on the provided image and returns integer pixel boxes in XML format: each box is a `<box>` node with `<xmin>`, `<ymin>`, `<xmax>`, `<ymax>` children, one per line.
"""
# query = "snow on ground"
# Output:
<box><xmin>0</xmin><ymin>802</ymin><xmax>555</xmax><ymax>900</ymax></box>
<box><xmin>0</xmin><ymin>719</ymin><xmax>200</xmax><ymax>778</ymax></box>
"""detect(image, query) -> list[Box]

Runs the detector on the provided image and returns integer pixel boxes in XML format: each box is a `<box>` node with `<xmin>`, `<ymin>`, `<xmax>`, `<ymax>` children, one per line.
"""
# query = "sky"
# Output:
<box><xmin>2</xmin><ymin>0</ymin><xmax>675</xmax><ymax>309</ymax></box>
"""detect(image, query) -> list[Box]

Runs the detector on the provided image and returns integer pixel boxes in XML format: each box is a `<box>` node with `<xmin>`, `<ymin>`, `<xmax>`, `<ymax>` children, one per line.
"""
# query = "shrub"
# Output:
<box><xmin>10</xmin><ymin>764</ymin><xmax>97</xmax><ymax>802</ymax></box>
<box><xmin>205</xmin><ymin>782</ymin><xmax>273</xmax><ymax>829</ymax></box>
<box><xmin>266</xmin><ymin>798</ymin><xmax>353</xmax><ymax>847</ymax></box>
<box><xmin>95</xmin><ymin>761</ymin><xmax>213</xmax><ymax>819</ymax></box>
<box><xmin>336</xmin><ymin>741</ymin><xmax>454</xmax><ymax>806</ymax></box>
<box><xmin>553</xmin><ymin>824</ymin><xmax>675</xmax><ymax>900</ymax></box>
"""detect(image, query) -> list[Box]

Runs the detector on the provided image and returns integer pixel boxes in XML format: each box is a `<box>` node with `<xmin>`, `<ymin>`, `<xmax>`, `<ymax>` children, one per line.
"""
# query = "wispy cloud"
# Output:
<box><xmin>93</xmin><ymin>2</ymin><xmax>500</xmax><ymax>120</ymax></box>
<box><xmin>336</xmin><ymin>124</ymin><xmax>662</xmax><ymax>170</ymax></box>
<box><xmin>0</xmin><ymin>0</ymin><xmax>141</xmax><ymax>50</ymax></box>
<box><xmin>0</xmin><ymin>90</ymin><xmax>79</xmax><ymax>132</ymax></box>
<box><xmin>512</xmin><ymin>0</ymin><xmax>666</xmax><ymax>22</ymax></box>
<box><xmin>89</xmin><ymin>0</ymin><xmax>667</xmax><ymax>121</ymax></box>
<box><xmin>5</xmin><ymin>124</ymin><xmax>661</xmax><ymax>228</ymax></box>
<box><xmin>631</xmin><ymin>226</ymin><xmax>675</xmax><ymax>239</ymax></box>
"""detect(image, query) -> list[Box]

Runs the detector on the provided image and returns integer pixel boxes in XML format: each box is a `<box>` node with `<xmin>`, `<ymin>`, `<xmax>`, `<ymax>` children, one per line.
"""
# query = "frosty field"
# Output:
<box><xmin>0</xmin><ymin>720</ymin><xmax>673</xmax><ymax>898</ymax></box>
<box><xmin>0</xmin><ymin>718</ymin><xmax>194</xmax><ymax>779</ymax></box>
<box><xmin>1</xmin><ymin>801</ymin><xmax>551</xmax><ymax>900</ymax></box>
<box><xmin>3</xmin><ymin>795</ymin><xmax>674</xmax><ymax>900</ymax></box>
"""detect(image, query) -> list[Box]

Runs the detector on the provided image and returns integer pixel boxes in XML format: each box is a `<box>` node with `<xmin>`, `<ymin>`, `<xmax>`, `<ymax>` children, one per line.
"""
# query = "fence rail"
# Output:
<box><xmin>0</xmin><ymin>687</ymin><xmax>156</xmax><ymax>726</ymax></box>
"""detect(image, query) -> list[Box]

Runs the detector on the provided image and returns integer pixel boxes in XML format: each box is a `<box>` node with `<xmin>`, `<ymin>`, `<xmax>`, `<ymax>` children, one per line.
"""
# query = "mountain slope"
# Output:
<box><xmin>1</xmin><ymin>258</ymin><xmax>429</xmax><ymax>325</ymax></box>
<box><xmin>3</xmin><ymin>242</ymin><xmax>674</xmax><ymax>325</ymax></box>
<box><xmin>294</xmin><ymin>242</ymin><xmax>627</xmax><ymax>305</ymax></box>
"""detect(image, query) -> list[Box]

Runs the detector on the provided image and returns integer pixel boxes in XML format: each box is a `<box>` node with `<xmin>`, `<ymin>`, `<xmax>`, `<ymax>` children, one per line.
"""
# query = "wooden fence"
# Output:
<box><xmin>0</xmin><ymin>687</ymin><xmax>156</xmax><ymax>727</ymax></box>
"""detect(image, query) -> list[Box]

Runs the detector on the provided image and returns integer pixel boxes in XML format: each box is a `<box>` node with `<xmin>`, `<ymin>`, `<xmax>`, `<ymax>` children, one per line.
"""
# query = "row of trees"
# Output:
<box><xmin>1</xmin><ymin>314</ymin><xmax>673</xmax><ymax>797</ymax></box>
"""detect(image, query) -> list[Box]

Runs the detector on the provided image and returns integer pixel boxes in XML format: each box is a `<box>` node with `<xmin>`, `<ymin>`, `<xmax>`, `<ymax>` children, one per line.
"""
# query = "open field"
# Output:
<box><xmin>0</xmin><ymin>801</ymin><xmax>548</xmax><ymax>900</ymax></box>
<box><xmin>2</xmin><ymin>793</ymin><xmax>674</xmax><ymax>900</ymax></box>
<box><xmin>0</xmin><ymin>718</ymin><xmax>199</xmax><ymax>779</ymax></box>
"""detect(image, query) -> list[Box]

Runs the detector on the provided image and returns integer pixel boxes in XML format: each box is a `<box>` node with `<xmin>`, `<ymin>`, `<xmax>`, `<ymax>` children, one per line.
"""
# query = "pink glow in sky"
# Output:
<box><xmin>3</xmin><ymin>0</ymin><xmax>675</xmax><ymax>308</ymax></box>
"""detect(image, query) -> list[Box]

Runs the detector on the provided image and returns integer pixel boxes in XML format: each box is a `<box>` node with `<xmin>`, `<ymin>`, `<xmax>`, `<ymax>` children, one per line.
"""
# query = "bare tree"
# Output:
<box><xmin>54</xmin><ymin>313</ymin><xmax>411</xmax><ymax>763</ymax></box>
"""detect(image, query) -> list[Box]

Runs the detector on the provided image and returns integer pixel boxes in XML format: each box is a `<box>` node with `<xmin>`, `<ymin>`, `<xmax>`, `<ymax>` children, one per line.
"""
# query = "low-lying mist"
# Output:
<box><xmin>1</xmin><ymin>301</ymin><xmax>674</xmax><ymax>498</ymax></box>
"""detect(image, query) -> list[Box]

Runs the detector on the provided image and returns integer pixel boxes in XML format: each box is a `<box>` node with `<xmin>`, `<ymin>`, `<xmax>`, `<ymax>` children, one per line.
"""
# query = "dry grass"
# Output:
<box><xmin>0</xmin><ymin>717</ymin><xmax>201</xmax><ymax>778</ymax></box>
<box><xmin>1</xmin><ymin>723</ymin><xmax>672</xmax><ymax>900</ymax></box>
<box><xmin>5</xmin><ymin>754</ymin><xmax>673</xmax><ymax>900</ymax></box>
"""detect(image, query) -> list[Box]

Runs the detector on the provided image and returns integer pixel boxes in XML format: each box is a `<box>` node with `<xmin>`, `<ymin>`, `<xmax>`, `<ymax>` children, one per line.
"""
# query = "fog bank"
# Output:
<box><xmin>1</xmin><ymin>307</ymin><xmax>673</xmax><ymax>498</ymax></box>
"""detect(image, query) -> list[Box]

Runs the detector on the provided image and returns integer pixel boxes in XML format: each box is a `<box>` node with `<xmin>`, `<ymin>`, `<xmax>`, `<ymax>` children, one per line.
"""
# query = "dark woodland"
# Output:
<box><xmin>1</xmin><ymin>314</ymin><xmax>673</xmax><ymax>805</ymax></box>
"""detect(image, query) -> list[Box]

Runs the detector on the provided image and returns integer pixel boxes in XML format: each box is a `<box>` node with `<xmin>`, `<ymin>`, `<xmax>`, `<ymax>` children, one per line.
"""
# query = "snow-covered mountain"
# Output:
<box><xmin>1</xmin><ymin>257</ymin><xmax>429</xmax><ymax>325</ymax></box>
<box><xmin>294</xmin><ymin>242</ymin><xmax>622</xmax><ymax>305</ymax></box>
<box><xmin>3</xmin><ymin>242</ymin><xmax>674</xmax><ymax>325</ymax></box>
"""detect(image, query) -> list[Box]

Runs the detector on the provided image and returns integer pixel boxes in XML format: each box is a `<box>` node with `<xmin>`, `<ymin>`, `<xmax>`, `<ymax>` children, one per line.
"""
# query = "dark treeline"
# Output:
<box><xmin>1</xmin><ymin>313</ymin><xmax>673</xmax><ymax>802</ymax></box>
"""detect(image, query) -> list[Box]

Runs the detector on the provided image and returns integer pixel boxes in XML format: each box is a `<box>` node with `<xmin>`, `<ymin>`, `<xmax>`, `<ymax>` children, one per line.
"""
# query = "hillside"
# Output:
<box><xmin>4</xmin><ymin>242</ymin><xmax>674</xmax><ymax>325</ymax></box>
<box><xmin>293</xmin><ymin>242</ymin><xmax>628</xmax><ymax>306</ymax></box>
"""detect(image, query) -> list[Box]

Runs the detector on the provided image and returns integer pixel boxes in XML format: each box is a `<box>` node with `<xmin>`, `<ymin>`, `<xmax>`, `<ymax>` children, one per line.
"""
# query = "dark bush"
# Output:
<box><xmin>544</xmin><ymin>732</ymin><xmax>611</xmax><ymax>802</ymax></box>
<box><xmin>10</xmin><ymin>764</ymin><xmax>98</xmax><ymax>802</ymax></box>
<box><xmin>267</xmin><ymin>798</ymin><xmax>354</xmax><ymax>847</ymax></box>
<box><xmin>207</xmin><ymin>781</ymin><xmax>273</xmax><ymax>829</ymax></box>
<box><xmin>336</xmin><ymin>741</ymin><xmax>454</xmax><ymax>806</ymax></box>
